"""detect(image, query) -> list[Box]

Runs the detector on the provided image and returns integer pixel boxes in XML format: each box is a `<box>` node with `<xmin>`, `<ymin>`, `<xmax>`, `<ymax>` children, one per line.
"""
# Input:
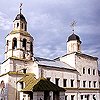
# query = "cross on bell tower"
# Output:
<box><xmin>12</xmin><ymin>3</ymin><xmax>27</xmax><ymax>31</ymax></box>
<box><xmin>70</xmin><ymin>20</ymin><xmax>77</xmax><ymax>33</ymax></box>
<box><xmin>67</xmin><ymin>21</ymin><xmax>81</xmax><ymax>54</ymax></box>
<box><xmin>20</xmin><ymin>3</ymin><xmax>23</xmax><ymax>14</ymax></box>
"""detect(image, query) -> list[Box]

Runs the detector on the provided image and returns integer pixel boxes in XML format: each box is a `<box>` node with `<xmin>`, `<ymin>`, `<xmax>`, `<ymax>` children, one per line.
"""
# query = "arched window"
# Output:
<box><xmin>25</xmin><ymin>24</ymin><xmax>27</xmax><ymax>31</ymax></box>
<box><xmin>22</xmin><ymin>23</ymin><xmax>23</xmax><ymax>29</ymax></box>
<box><xmin>88</xmin><ymin>68</ymin><xmax>90</xmax><ymax>74</ymax></box>
<box><xmin>7</xmin><ymin>40</ymin><xmax>9</xmax><ymax>46</ymax></box>
<box><xmin>17</xmin><ymin>23</ymin><xmax>19</xmax><ymax>28</ymax></box>
<box><xmin>12</xmin><ymin>38</ymin><xmax>17</xmax><ymax>49</ymax></box>
<box><xmin>83</xmin><ymin>67</ymin><xmax>85</xmax><ymax>74</ymax></box>
<box><xmin>23</xmin><ymin>51</ymin><xmax>25</xmax><ymax>59</ymax></box>
<box><xmin>93</xmin><ymin>69</ymin><xmax>95</xmax><ymax>75</ymax></box>
<box><xmin>78</xmin><ymin>44</ymin><xmax>80</xmax><ymax>50</ymax></box>
<box><xmin>22</xmin><ymin>38</ymin><xmax>27</xmax><ymax>50</ymax></box>
<box><xmin>30</xmin><ymin>42</ymin><xmax>33</xmax><ymax>56</ymax></box>
<box><xmin>6</xmin><ymin>40</ymin><xmax>9</xmax><ymax>51</ymax></box>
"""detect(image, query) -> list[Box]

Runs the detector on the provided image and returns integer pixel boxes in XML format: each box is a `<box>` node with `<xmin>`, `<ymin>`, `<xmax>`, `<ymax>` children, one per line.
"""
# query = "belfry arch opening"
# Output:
<box><xmin>30</xmin><ymin>42</ymin><xmax>33</xmax><ymax>56</ymax></box>
<box><xmin>23</xmin><ymin>38</ymin><xmax>27</xmax><ymax>50</ymax></box>
<box><xmin>22</xmin><ymin>23</ymin><xmax>23</xmax><ymax>29</ymax></box>
<box><xmin>25</xmin><ymin>24</ymin><xmax>27</xmax><ymax>31</ymax></box>
<box><xmin>17</xmin><ymin>23</ymin><xmax>19</xmax><ymax>28</ymax></box>
<box><xmin>12</xmin><ymin>38</ymin><xmax>17</xmax><ymax>49</ymax></box>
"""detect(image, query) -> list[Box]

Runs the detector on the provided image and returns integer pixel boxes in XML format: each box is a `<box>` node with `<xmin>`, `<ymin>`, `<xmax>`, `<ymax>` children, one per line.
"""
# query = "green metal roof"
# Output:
<box><xmin>10</xmin><ymin>30</ymin><xmax>30</xmax><ymax>36</ymax></box>
<box><xmin>0</xmin><ymin>71</ymin><xmax>35</xmax><ymax>77</ymax></box>
<box><xmin>0</xmin><ymin>71</ymin><xmax>25</xmax><ymax>77</ymax></box>
<box><xmin>32</xmin><ymin>78</ymin><xmax>65</xmax><ymax>92</ymax></box>
<box><xmin>20</xmin><ymin>75</ymin><xmax>65</xmax><ymax>92</ymax></box>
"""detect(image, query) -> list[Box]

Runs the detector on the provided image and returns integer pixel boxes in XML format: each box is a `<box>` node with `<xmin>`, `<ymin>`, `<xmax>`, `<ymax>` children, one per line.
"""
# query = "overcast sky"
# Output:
<box><xmin>0</xmin><ymin>0</ymin><xmax>100</xmax><ymax>68</ymax></box>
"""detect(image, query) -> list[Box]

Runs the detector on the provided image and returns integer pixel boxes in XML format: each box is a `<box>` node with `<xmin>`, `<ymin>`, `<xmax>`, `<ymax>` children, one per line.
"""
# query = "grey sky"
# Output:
<box><xmin>0</xmin><ymin>0</ymin><xmax>100</xmax><ymax>68</ymax></box>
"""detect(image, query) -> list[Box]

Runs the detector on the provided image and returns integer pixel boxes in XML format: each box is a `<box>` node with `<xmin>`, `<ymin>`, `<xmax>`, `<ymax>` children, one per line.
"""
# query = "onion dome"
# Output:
<box><xmin>68</xmin><ymin>33</ymin><xmax>81</xmax><ymax>43</ymax></box>
<box><xmin>14</xmin><ymin>13</ymin><xmax>26</xmax><ymax>22</ymax></box>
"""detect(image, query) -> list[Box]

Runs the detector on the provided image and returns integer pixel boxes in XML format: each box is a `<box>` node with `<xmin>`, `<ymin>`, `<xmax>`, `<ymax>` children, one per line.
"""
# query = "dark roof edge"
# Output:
<box><xmin>75</xmin><ymin>52</ymin><xmax>98</xmax><ymax>60</ymax></box>
<box><xmin>54</xmin><ymin>52</ymin><xmax>98</xmax><ymax>60</ymax></box>
<box><xmin>0</xmin><ymin>71</ymin><xmax>26</xmax><ymax>77</ymax></box>
<box><xmin>34</xmin><ymin>57</ymin><xmax>54</xmax><ymax>61</ymax></box>
<box><xmin>38</xmin><ymin>64</ymin><xmax>77</xmax><ymax>72</ymax></box>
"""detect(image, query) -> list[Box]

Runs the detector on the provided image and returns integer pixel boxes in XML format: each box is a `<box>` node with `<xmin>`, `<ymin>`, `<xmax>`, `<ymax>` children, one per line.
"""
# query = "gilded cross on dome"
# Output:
<box><xmin>70</xmin><ymin>20</ymin><xmax>77</xmax><ymax>33</ymax></box>
<box><xmin>20</xmin><ymin>3</ymin><xmax>23</xmax><ymax>14</ymax></box>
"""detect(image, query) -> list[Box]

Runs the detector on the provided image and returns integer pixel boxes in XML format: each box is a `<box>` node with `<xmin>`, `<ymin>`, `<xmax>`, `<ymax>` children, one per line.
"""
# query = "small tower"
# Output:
<box><xmin>67</xmin><ymin>21</ymin><xmax>81</xmax><ymax>54</ymax></box>
<box><xmin>13</xmin><ymin>3</ymin><xmax>27</xmax><ymax>32</ymax></box>
<box><xmin>5</xmin><ymin>4</ymin><xmax>33</xmax><ymax>60</ymax></box>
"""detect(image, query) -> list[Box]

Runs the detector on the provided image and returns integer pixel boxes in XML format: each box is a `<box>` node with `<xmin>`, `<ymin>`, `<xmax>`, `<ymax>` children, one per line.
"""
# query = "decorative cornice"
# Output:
<box><xmin>5</xmin><ymin>30</ymin><xmax>33</xmax><ymax>38</ymax></box>
<box><xmin>64</xmin><ymin>87</ymin><xmax>100</xmax><ymax>90</ymax></box>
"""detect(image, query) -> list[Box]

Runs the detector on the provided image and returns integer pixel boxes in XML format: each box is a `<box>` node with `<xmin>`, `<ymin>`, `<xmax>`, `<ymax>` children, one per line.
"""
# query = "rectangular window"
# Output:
<box><xmin>22</xmin><ymin>23</ymin><xmax>23</xmax><ymax>29</ymax></box>
<box><xmin>89</xmin><ymin>81</ymin><xmax>91</xmax><ymax>87</ymax></box>
<box><xmin>65</xmin><ymin>95</ymin><xmax>67</xmax><ymax>100</ymax></box>
<box><xmin>47</xmin><ymin>77</ymin><xmax>50</xmax><ymax>81</ymax></box>
<box><xmin>81</xmin><ymin>95</ymin><xmax>83</xmax><ymax>100</ymax></box>
<box><xmin>84</xmin><ymin>95</ymin><xmax>90</xmax><ymax>100</ymax></box>
<box><xmin>25</xmin><ymin>25</ymin><xmax>27</xmax><ymax>31</ymax></box>
<box><xmin>93</xmin><ymin>69</ymin><xmax>95</xmax><ymax>75</ymax></box>
<box><xmin>85</xmin><ymin>95</ymin><xmax>87</xmax><ymax>98</ymax></box>
<box><xmin>77</xmin><ymin>80</ymin><xmax>80</xmax><ymax>88</ymax></box>
<box><xmin>63</xmin><ymin>79</ymin><xmax>67</xmax><ymax>87</ymax></box>
<box><xmin>22</xmin><ymin>68</ymin><xmax>26</xmax><ymax>73</ymax></box>
<box><xmin>88</xmin><ymin>68</ymin><xmax>90</xmax><ymax>74</ymax></box>
<box><xmin>17</xmin><ymin>23</ymin><xmax>19</xmax><ymax>28</ymax></box>
<box><xmin>83</xmin><ymin>81</ymin><xmax>86</xmax><ymax>87</ymax></box>
<box><xmin>71</xmin><ymin>95</ymin><xmax>74</xmax><ymax>100</ymax></box>
<box><xmin>71</xmin><ymin>79</ymin><xmax>74</xmax><ymax>87</ymax></box>
<box><xmin>83</xmin><ymin>67</ymin><xmax>85</xmax><ymax>74</ymax></box>
<box><xmin>93</xmin><ymin>95</ymin><xmax>96</xmax><ymax>100</ymax></box>
<box><xmin>93</xmin><ymin>81</ymin><xmax>96</xmax><ymax>88</ymax></box>
<box><xmin>20</xmin><ymin>82</ymin><xmax>24</xmax><ymax>89</ymax></box>
<box><xmin>55</xmin><ymin>78</ymin><xmax>59</xmax><ymax>86</ymax></box>
<box><xmin>99</xmin><ymin>82</ymin><xmax>100</xmax><ymax>87</ymax></box>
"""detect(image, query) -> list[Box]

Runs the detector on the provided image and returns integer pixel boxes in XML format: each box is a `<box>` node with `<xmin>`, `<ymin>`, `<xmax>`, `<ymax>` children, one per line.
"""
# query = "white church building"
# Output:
<box><xmin>0</xmin><ymin>6</ymin><xmax>100</xmax><ymax>100</ymax></box>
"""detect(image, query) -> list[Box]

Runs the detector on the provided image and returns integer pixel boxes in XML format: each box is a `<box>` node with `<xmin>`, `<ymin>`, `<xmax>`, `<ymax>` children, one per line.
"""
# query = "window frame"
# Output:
<box><xmin>81</xmin><ymin>95</ymin><xmax>83</xmax><ymax>100</ymax></box>
<box><xmin>63</xmin><ymin>79</ymin><xmax>67</xmax><ymax>87</ymax></box>
<box><xmin>12</xmin><ymin>38</ymin><xmax>17</xmax><ymax>49</ymax></box>
<box><xmin>89</xmin><ymin>81</ymin><xmax>91</xmax><ymax>87</ymax></box>
<box><xmin>17</xmin><ymin>23</ymin><xmax>19</xmax><ymax>28</ymax></box>
<box><xmin>22</xmin><ymin>23</ymin><xmax>23</xmax><ymax>29</ymax></box>
<box><xmin>71</xmin><ymin>95</ymin><xmax>74</xmax><ymax>100</ymax></box>
<box><xmin>65</xmin><ymin>95</ymin><xmax>67</xmax><ymax>100</ymax></box>
<box><xmin>88</xmin><ymin>68</ymin><xmax>90</xmax><ymax>74</ymax></box>
<box><xmin>71</xmin><ymin>79</ymin><xmax>74</xmax><ymax>87</ymax></box>
<box><xmin>83</xmin><ymin>81</ymin><xmax>86</xmax><ymax>87</ymax></box>
<box><xmin>93</xmin><ymin>69</ymin><xmax>95</xmax><ymax>75</ymax></box>
<box><xmin>30</xmin><ymin>42</ymin><xmax>33</xmax><ymax>56</ymax></box>
<box><xmin>55</xmin><ymin>78</ymin><xmax>59</xmax><ymax>86</ymax></box>
<box><xmin>22</xmin><ymin>38</ymin><xmax>27</xmax><ymax>50</ymax></box>
<box><xmin>83</xmin><ymin>67</ymin><xmax>85</xmax><ymax>74</ymax></box>
<box><xmin>46</xmin><ymin>77</ymin><xmax>51</xmax><ymax>81</ymax></box>
<box><xmin>20</xmin><ymin>82</ymin><xmax>24</xmax><ymax>89</ymax></box>
<box><xmin>93</xmin><ymin>81</ymin><xmax>96</xmax><ymax>88</ymax></box>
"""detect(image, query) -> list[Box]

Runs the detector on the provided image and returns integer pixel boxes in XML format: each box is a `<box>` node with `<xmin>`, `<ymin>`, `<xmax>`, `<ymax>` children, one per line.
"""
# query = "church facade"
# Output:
<box><xmin>0</xmin><ymin>7</ymin><xmax>100</xmax><ymax>100</ymax></box>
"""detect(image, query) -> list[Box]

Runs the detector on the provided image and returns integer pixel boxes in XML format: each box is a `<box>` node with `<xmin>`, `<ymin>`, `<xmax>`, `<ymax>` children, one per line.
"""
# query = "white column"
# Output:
<box><xmin>26</xmin><ymin>94</ymin><xmax>29</xmax><ymax>100</ymax></box>
<box><xmin>49</xmin><ymin>91</ymin><xmax>53</xmax><ymax>100</ymax></box>
<box><xmin>20</xmin><ymin>92</ymin><xmax>23</xmax><ymax>100</ymax></box>
<box><xmin>90</xmin><ymin>94</ymin><xmax>93</xmax><ymax>100</ymax></box>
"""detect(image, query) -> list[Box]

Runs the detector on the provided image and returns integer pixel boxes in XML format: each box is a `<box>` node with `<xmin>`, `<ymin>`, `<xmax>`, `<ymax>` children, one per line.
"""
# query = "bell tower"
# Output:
<box><xmin>5</xmin><ymin>4</ymin><xmax>33</xmax><ymax>60</ymax></box>
<box><xmin>67</xmin><ymin>21</ymin><xmax>81</xmax><ymax>54</ymax></box>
